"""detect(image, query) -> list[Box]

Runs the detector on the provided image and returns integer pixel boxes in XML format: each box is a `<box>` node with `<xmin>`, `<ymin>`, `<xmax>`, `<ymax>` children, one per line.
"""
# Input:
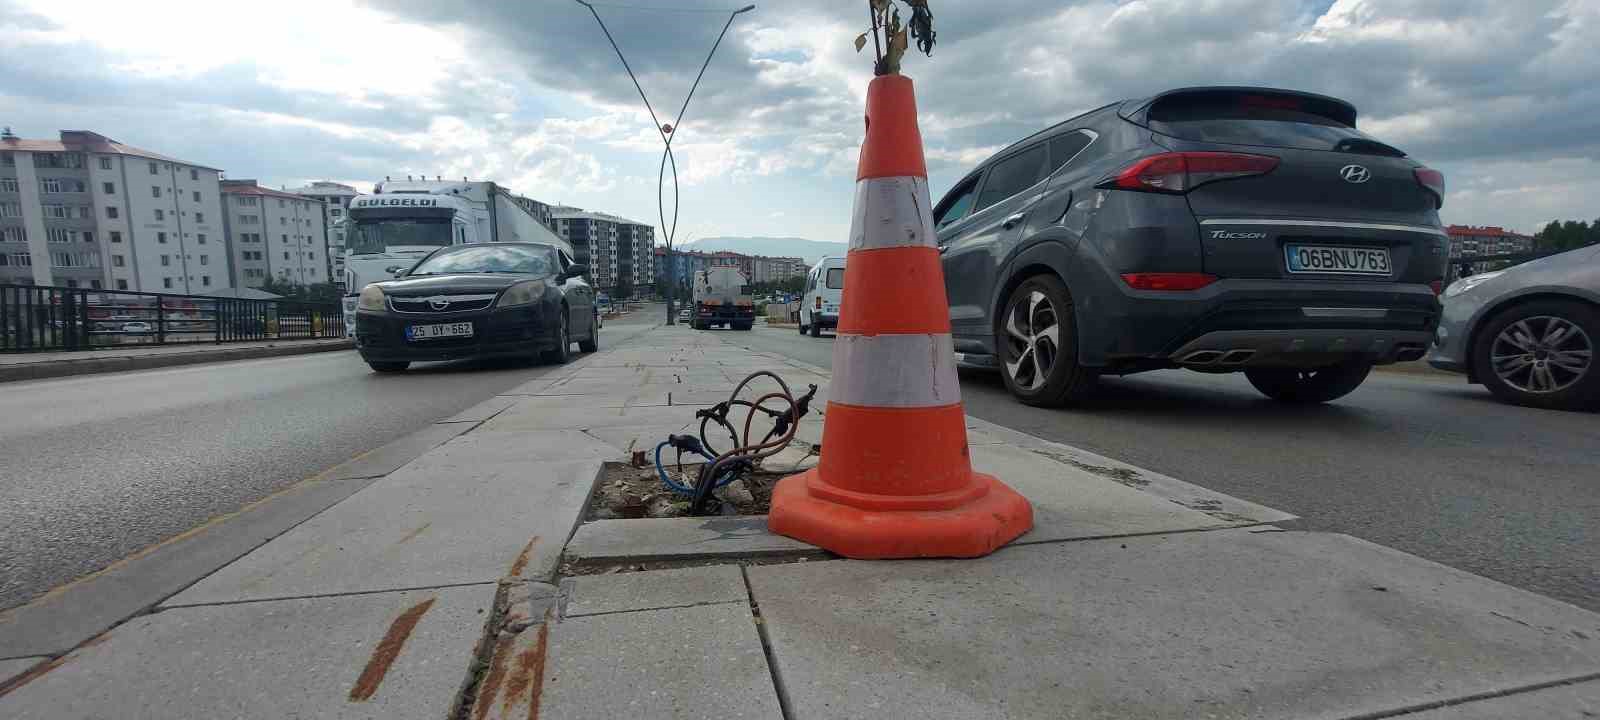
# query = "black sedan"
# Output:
<box><xmin>353</xmin><ymin>242</ymin><xmax>597</xmax><ymax>372</ymax></box>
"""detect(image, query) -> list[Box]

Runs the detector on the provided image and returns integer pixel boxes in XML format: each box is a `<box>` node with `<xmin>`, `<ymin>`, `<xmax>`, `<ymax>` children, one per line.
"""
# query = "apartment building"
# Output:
<box><xmin>220</xmin><ymin>180</ymin><xmax>329</xmax><ymax>288</ymax></box>
<box><xmin>285</xmin><ymin>181</ymin><xmax>359</xmax><ymax>286</ymax></box>
<box><xmin>550</xmin><ymin>207</ymin><xmax>654</xmax><ymax>296</ymax></box>
<box><xmin>0</xmin><ymin>129</ymin><xmax>227</xmax><ymax>293</ymax></box>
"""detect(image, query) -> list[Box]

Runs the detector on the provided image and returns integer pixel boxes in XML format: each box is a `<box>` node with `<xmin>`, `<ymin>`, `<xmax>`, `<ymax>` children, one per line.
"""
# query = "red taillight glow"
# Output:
<box><xmin>1103</xmin><ymin>152</ymin><xmax>1279</xmax><ymax>194</ymax></box>
<box><xmin>1414</xmin><ymin>167</ymin><xmax>1445</xmax><ymax>208</ymax></box>
<box><xmin>814</xmin><ymin>296</ymin><xmax>822</xmax><ymax>309</ymax></box>
<box><xmin>1121</xmin><ymin>272</ymin><xmax>1219</xmax><ymax>291</ymax></box>
<box><xmin>1429</xmin><ymin>280</ymin><xmax>1444</xmax><ymax>295</ymax></box>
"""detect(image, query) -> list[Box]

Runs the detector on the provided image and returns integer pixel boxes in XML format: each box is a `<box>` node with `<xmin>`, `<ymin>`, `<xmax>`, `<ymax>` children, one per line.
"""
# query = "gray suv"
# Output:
<box><xmin>935</xmin><ymin>87</ymin><xmax>1448</xmax><ymax>406</ymax></box>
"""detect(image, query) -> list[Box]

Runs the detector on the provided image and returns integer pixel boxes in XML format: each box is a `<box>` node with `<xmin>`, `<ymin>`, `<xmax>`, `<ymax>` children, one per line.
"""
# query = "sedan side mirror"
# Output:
<box><xmin>564</xmin><ymin>263</ymin><xmax>590</xmax><ymax>279</ymax></box>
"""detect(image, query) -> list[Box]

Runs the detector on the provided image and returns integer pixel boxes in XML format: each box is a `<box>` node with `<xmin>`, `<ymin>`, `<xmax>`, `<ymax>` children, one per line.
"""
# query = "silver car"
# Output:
<box><xmin>1427</xmin><ymin>244</ymin><xmax>1600</xmax><ymax>410</ymax></box>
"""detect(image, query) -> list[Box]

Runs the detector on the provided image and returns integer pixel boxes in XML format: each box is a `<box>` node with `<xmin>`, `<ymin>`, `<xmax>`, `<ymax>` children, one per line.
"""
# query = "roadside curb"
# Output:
<box><xmin>0</xmin><ymin>340</ymin><xmax>354</xmax><ymax>384</ymax></box>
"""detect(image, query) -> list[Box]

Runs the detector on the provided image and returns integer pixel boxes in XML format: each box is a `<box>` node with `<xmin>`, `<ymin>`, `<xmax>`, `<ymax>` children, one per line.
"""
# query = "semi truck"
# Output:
<box><xmin>340</xmin><ymin>179</ymin><xmax>569</xmax><ymax>335</ymax></box>
<box><xmin>690</xmin><ymin>267</ymin><xmax>754</xmax><ymax>330</ymax></box>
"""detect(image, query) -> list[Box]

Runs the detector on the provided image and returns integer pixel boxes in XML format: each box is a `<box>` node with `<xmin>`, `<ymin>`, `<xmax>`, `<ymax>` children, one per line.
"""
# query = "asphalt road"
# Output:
<box><xmin>727</xmin><ymin>323</ymin><xmax>1600</xmax><ymax>612</ymax></box>
<box><xmin>0</xmin><ymin>309</ymin><xmax>660</xmax><ymax>613</ymax></box>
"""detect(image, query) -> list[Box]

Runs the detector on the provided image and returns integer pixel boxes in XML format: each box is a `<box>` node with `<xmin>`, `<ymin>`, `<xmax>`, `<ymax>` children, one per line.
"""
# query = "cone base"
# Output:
<box><xmin>767</xmin><ymin>469</ymin><xmax>1034</xmax><ymax>559</ymax></box>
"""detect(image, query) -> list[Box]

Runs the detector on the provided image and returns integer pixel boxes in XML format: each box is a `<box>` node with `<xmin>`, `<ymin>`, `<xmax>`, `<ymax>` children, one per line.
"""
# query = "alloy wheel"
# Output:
<box><xmin>1003</xmin><ymin>290</ymin><xmax>1060</xmax><ymax>391</ymax></box>
<box><xmin>1490</xmin><ymin>315</ymin><xmax>1593</xmax><ymax>394</ymax></box>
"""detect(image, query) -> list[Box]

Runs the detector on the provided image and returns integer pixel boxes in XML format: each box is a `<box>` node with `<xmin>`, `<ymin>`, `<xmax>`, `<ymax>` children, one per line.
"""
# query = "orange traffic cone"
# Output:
<box><xmin>767</xmin><ymin>75</ymin><xmax>1034</xmax><ymax>558</ymax></box>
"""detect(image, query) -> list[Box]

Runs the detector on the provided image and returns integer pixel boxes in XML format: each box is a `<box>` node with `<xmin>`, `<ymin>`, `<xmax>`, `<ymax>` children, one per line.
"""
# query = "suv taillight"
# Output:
<box><xmin>1414</xmin><ymin>167</ymin><xmax>1445</xmax><ymax>208</ymax></box>
<box><xmin>1100</xmin><ymin>152</ymin><xmax>1279</xmax><ymax>194</ymax></box>
<box><xmin>814</xmin><ymin>296</ymin><xmax>822</xmax><ymax>309</ymax></box>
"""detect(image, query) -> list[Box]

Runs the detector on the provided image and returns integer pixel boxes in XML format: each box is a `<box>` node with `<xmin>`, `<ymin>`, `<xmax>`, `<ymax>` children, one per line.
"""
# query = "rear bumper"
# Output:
<box><xmin>354</xmin><ymin>306</ymin><xmax>557</xmax><ymax>362</ymax></box>
<box><xmin>1080</xmin><ymin>277</ymin><xmax>1442</xmax><ymax>368</ymax></box>
<box><xmin>807</xmin><ymin>313</ymin><xmax>839</xmax><ymax>329</ymax></box>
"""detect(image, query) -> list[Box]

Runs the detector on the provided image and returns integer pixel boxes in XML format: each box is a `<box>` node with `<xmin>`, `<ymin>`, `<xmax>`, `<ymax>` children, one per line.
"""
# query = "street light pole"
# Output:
<box><xmin>574</xmin><ymin>1</ymin><xmax>756</xmax><ymax>325</ymax></box>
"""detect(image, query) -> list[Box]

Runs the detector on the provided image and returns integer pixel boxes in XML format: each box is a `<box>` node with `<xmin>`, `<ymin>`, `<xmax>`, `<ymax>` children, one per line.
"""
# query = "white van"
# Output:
<box><xmin>799</xmin><ymin>256</ymin><xmax>846</xmax><ymax>338</ymax></box>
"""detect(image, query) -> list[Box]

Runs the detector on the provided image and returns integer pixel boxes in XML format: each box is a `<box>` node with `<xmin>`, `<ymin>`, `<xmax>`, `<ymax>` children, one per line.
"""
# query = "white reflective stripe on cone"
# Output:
<box><xmin>829</xmin><ymin>333</ymin><xmax>961</xmax><ymax>408</ymax></box>
<box><xmin>847</xmin><ymin>176</ymin><xmax>938</xmax><ymax>252</ymax></box>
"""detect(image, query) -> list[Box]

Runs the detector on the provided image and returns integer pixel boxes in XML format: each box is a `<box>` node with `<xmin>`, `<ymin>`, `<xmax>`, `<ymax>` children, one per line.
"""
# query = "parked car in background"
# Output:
<box><xmin>800</xmin><ymin>256</ymin><xmax>845</xmax><ymax>338</ymax></box>
<box><xmin>353</xmin><ymin>242</ymin><xmax>597</xmax><ymax>373</ymax></box>
<box><xmin>122</xmin><ymin>321</ymin><xmax>152</xmax><ymax>333</ymax></box>
<box><xmin>1427</xmin><ymin>244</ymin><xmax>1600</xmax><ymax>410</ymax></box>
<box><xmin>934</xmin><ymin>86</ymin><xmax>1448</xmax><ymax>406</ymax></box>
<box><xmin>677</xmin><ymin>308</ymin><xmax>692</xmax><ymax>323</ymax></box>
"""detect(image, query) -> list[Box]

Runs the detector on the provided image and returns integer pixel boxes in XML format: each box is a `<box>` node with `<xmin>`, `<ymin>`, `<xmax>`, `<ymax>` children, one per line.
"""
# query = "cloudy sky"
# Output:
<box><xmin>3</xmin><ymin>0</ymin><xmax>1595</xmax><ymax>243</ymax></box>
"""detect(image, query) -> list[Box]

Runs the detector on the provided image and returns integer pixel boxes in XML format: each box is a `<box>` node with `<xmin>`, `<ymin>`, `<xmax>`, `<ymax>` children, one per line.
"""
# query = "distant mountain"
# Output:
<box><xmin>676</xmin><ymin>236</ymin><xmax>847</xmax><ymax>264</ymax></box>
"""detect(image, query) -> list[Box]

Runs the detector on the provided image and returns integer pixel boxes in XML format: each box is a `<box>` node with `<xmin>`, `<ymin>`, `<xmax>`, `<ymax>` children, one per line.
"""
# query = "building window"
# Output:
<box><xmin>331</xmin><ymin>208</ymin><xmax>342</xmax><ymax>217</ymax></box>
<box><xmin>106</xmin><ymin>206</ymin><xmax>119</xmax><ymax>219</ymax></box>
<box><xmin>83</xmin><ymin>231</ymin><xmax>94</xmax><ymax>243</ymax></box>
<box><xmin>197</xmin><ymin>234</ymin><xmax>206</xmax><ymax>244</ymax></box>
<box><xmin>151</xmin><ymin>186</ymin><xmax>161</xmax><ymax>198</ymax></box>
<box><xmin>283</xmin><ymin>251</ymin><xmax>290</xmax><ymax>260</ymax></box>
<box><xmin>1</xmin><ymin>227</ymin><xmax>23</xmax><ymax>242</ymax></box>
<box><xmin>148</xmin><ymin>162</ymin><xmax>158</xmax><ymax>175</ymax></box>
<box><xmin>163</xmin><ymin>278</ymin><xmax>173</xmax><ymax>289</ymax></box>
<box><xmin>282</xmin><ymin>235</ymin><xmax>287</xmax><ymax>243</ymax></box>
<box><xmin>190</xmin><ymin>169</ymin><xmax>198</xmax><ymax>181</ymax></box>
<box><xmin>192</xmin><ymin>191</ymin><xmax>200</xmax><ymax>202</ymax></box>
<box><xmin>202</xmin><ymin>275</ymin><xmax>210</xmax><ymax>286</ymax></box>
<box><xmin>103</xmin><ymin>182</ymin><xmax>115</xmax><ymax>194</ymax></box>
<box><xmin>42</xmin><ymin>204</ymin><xmax>70</xmax><ymax>219</ymax></box>
<box><xmin>200</xmin><ymin>255</ymin><xmax>208</xmax><ymax>265</ymax></box>
<box><xmin>310</xmin><ymin>268</ymin><xmax>317</xmax><ymax>278</ymax></box>
<box><xmin>113</xmin><ymin>255</ymin><xmax>125</xmax><ymax>267</ymax></box>
<box><xmin>9</xmin><ymin>253</ymin><xmax>30</xmax><ymax>266</ymax></box>
<box><xmin>0</xmin><ymin>202</ymin><xmax>20</xmax><ymax>217</ymax></box>
<box><xmin>280</xmin><ymin>216</ymin><xmax>286</xmax><ymax>225</ymax></box>
<box><xmin>90</xmin><ymin>279</ymin><xmax>102</xmax><ymax>289</ymax></box>
<box><xmin>42</xmin><ymin>178</ymin><xmax>63</xmax><ymax>193</ymax></box>
<box><xmin>161</xmin><ymin>255</ymin><xmax>171</xmax><ymax>266</ymax></box>
<box><xmin>157</xmin><ymin>232</ymin><xmax>167</xmax><ymax>244</ymax></box>
<box><xmin>3</xmin><ymin>152</ymin><xmax>15</xmax><ymax>166</ymax></box>
<box><xmin>278</xmin><ymin>199</ymin><xmax>286</xmax><ymax>208</ymax></box>
<box><xmin>65</xmin><ymin>279</ymin><xmax>77</xmax><ymax>288</ymax></box>
<box><xmin>99</xmin><ymin>156</ymin><xmax>113</xmax><ymax>170</ymax></box>
<box><xmin>0</xmin><ymin>178</ymin><xmax>16</xmax><ymax>193</ymax></box>
<box><xmin>154</xmin><ymin>209</ymin><xmax>165</xmax><ymax>221</ymax></box>
<box><xmin>195</xmin><ymin>212</ymin><xmax>204</xmax><ymax>223</ymax></box>
<box><xmin>110</xmin><ymin>231</ymin><xmax>122</xmax><ymax>243</ymax></box>
<box><xmin>117</xmin><ymin>279</ymin><xmax>128</xmax><ymax>289</ymax></box>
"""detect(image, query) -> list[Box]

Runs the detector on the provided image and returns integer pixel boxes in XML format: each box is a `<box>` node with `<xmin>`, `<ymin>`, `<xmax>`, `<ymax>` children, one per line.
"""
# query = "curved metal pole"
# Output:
<box><xmin>574</xmin><ymin>0</ymin><xmax>753</xmax><ymax>324</ymax></box>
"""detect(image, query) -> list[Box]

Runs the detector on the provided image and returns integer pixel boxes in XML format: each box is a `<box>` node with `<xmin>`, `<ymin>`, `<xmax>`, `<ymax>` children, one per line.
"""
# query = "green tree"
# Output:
<box><xmin>1533</xmin><ymin>220</ymin><xmax>1595</xmax><ymax>253</ymax></box>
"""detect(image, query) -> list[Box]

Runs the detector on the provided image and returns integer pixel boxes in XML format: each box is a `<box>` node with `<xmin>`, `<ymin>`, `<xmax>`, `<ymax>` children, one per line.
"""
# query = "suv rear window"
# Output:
<box><xmin>1148</xmin><ymin>92</ymin><xmax>1405</xmax><ymax>157</ymax></box>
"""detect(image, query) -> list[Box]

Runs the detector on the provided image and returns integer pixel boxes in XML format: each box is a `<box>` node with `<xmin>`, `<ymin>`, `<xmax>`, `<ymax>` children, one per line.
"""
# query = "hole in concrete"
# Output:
<box><xmin>586</xmin><ymin>460</ymin><xmax>790</xmax><ymax>521</ymax></box>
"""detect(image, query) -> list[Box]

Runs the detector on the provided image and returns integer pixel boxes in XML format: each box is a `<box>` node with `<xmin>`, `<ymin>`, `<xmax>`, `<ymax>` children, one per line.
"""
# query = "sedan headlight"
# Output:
<box><xmin>496</xmin><ymin>280</ymin><xmax>542</xmax><ymax>308</ymax></box>
<box><xmin>1442</xmin><ymin>270</ymin><xmax>1505</xmax><ymax>299</ymax></box>
<box><xmin>357</xmin><ymin>284</ymin><xmax>386</xmax><ymax>311</ymax></box>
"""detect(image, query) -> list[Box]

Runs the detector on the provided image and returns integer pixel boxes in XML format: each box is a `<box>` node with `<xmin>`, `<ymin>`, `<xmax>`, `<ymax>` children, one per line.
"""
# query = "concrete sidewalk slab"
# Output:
<box><xmin>0</xmin><ymin>657</ymin><xmax>44</xmax><ymax>685</ymax></box>
<box><xmin>166</xmin><ymin>455</ymin><xmax>602</xmax><ymax>605</ymax></box>
<box><xmin>494</xmin><ymin>391</ymin><xmax>670</xmax><ymax>409</ymax></box>
<box><xmin>0</xmin><ymin>586</ymin><xmax>492</xmax><ymax>720</ymax></box>
<box><xmin>967</xmin><ymin>415</ymin><xmax>1296</xmax><ymax>525</ymax></box>
<box><xmin>539</xmin><ymin>603</ymin><xmax>782</xmax><ymax>719</ymax></box>
<box><xmin>318</xmin><ymin>421</ymin><xmax>475</xmax><ymax>482</ymax></box>
<box><xmin>561</xmin><ymin>565</ymin><xmax>747</xmax><ymax>618</ymax></box>
<box><xmin>439</xmin><ymin>395</ymin><xmax>520</xmax><ymax>424</ymax></box>
<box><xmin>0</xmin><ymin>476</ymin><xmax>378</xmax><ymax>658</ymax></box>
<box><xmin>564</xmin><ymin>517</ymin><xmax>823</xmax><ymax>565</ymax></box>
<box><xmin>969</xmin><ymin>444</ymin><xmax>1241</xmax><ymax>544</ymax></box>
<box><xmin>1398</xmin><ymin>679</ymin><xmax>1600</xmax><ymax>719</ymax></box>
<box><xmin>583</xmin><ymin>423</ymin><xmax>697</xmax><ymax>456</ymax></box>
<box><xmin>436</xmin><ymin>429</ymin><xmax>624</xmax><ymax>464</ymax></box>
<box><xmin>748</xmin><ymin>529</ymin><xmax>1600</xmax><ymax>720</ymax></box>
<box><xmin>479</xmin><ymin>403</ymin><xmax>698</xmax><ymax>432</ymax></box>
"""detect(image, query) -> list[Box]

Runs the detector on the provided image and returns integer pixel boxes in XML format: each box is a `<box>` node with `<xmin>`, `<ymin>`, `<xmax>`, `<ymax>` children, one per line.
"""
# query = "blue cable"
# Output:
<box><xmin>654</xmin><ymin>440</ymin><xmax>742</xmax><ymax>495</ymax></box>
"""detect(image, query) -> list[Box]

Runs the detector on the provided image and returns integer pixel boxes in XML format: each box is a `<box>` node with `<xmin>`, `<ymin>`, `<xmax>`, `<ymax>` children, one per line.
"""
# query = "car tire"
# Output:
<box><xmin>997</xmin><ymin>274</ymin><xmax>1096</xmax><ymax>407</ymax></box>
<box><xmin>1245</xmin><ymin>358</ymin><xmax>1372</xmax><ymax>404</ymax></box>
<box><xmin>809</xmin><ymin>322</ymin><xmax>821</xmax><ymax>338</ymax></box>
<box><xmin>1472</xmin><ymin>299</ymin><xmax>1600</xmax><ymax>411</ymax></box>
<box><xmin>578</xmin><ymin>312</ymin><xmax>599</xmax><ymax>353</ymax></box>
<box><xmin>367</xmin><ymin>361</ymin><xmax>408</xmax><ymax>373</ymax></box>
<box><xmin>798</xmin><ymin>322</ymin><xmax>808</xmax><ymax>335</ymax></box>
<box><xmin>543</xmin><ymin>309</ymin><xmax>572</xmax><ymax>364</ymax></box>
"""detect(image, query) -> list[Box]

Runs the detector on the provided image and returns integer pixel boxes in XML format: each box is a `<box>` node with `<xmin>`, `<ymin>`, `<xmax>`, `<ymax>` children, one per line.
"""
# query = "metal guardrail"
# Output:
<box><xmin>1</xmin><ymin>284</ymin><xmax>344</xmax><ymax>353</ymax></box>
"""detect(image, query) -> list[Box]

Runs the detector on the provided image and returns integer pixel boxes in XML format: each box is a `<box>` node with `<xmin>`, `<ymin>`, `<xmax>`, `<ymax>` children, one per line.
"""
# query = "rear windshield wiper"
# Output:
<box><xmin>1332</xmin><ymin>138</ymin><xmax>1406</xmax><ymax>158</ymax></box>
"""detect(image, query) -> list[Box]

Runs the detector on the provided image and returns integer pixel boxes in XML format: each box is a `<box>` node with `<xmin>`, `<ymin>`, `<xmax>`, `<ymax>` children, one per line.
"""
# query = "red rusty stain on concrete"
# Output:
<box><xmin>472</xmin><ymin>634</ymin><xmax>516</xmax><ymax>720</ymax></box>
<box><xmin>506</xmin><ymin>536</ymin><xmax>541</xmax><ymax>579</ymax></box>
<box><xmin>348</xmin><ymin>596</ymin><xmax>436</xmax><ymax>702</ymax></box>
<box><xmin>501</xmin><ymin>618</ymin><xmax>551</xmax><ymax>720</ymax></box>
<box><xmin>394</xmin><ymin>522</ymin><xmax>432</xmax><ymax>545</ymax></box>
